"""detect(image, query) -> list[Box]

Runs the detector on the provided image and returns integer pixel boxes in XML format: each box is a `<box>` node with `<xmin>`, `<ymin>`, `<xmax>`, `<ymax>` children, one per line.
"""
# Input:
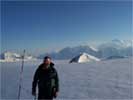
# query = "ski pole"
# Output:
<box><xmin>18</xmin><ymin>50</ymin><xmax>26</xmax><ymax>100</ymax></box>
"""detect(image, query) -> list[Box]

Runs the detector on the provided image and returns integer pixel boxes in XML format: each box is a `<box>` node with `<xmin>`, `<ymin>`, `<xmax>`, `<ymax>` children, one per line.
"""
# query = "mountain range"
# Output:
<box><xmin>0</xmin><ymin>39</ymin><xmax>132</xmax><ymax>61</ymax></box>
<box><xmin>39</xmin><ymin>39</ymin><xmax>133</xmax><ymax>59</ymax></box>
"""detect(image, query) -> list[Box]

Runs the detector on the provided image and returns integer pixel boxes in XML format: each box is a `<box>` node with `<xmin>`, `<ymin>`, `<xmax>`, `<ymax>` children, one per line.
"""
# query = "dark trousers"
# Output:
<box><xmin>38</xmin><ymin>95</ymin><xmax>53</xmax><ymax>100</ymax></box>
<box><xmin>38</xmin><ymin>88</ymin><xmax>53</xmax><ymax>100</ymax></box>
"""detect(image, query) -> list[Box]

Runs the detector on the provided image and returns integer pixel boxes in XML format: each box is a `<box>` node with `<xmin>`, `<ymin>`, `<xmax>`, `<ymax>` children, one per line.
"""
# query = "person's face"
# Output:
<box><xmin>43</xmin><ymin>58</ymin><xmax>51</xmax><ymax>65</ymax></box>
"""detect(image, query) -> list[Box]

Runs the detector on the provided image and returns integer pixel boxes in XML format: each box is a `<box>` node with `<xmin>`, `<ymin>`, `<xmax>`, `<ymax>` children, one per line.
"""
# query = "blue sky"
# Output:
<box><xmin>1</xmin><ymin>0</ymin><xmax>132</xmax><ymax>55</ymax></box>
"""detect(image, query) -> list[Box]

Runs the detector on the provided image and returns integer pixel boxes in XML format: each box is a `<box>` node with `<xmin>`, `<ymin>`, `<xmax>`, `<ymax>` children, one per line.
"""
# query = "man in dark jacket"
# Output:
<box><xmin>32</xmin><ymin>56</ymin><xmax>59</xmax><ymax>100</ymax></box>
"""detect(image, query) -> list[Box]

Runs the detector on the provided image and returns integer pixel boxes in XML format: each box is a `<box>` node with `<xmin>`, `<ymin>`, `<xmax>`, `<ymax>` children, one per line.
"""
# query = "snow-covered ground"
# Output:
<box><xmin>1</xmin><ymin>58</ymin><xmax>133</xmax><ymax>99</ymax></box>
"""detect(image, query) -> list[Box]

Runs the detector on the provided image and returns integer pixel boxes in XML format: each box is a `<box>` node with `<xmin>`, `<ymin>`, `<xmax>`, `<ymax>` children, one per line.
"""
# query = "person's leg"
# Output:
<box><xmin>38</xmin><ymin>93</ymin><xmax>45</xmax><ymax>100</ymax></box>
<box><xmin>38</xmin><ymin>90</ymin><xmax>53</xmax><ymax>100</ymax></box>
<box><xmin>43</xmin><ymin>92</ymin><xmax>53</xmax><ymax>100</ymax></box>
<box><xmin>38</xmin><ymin>88</ymin><xmax>46</xmax><ymax>100</ymax></box>
<box><xmin>38</xmin><ymin>96</ymin><xmax>53</xmax><ymax>100</ymax></box>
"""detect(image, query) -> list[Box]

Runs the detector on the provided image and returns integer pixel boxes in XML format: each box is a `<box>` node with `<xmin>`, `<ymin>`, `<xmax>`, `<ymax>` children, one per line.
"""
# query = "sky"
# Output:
<box><xmin>1</xmin><ymin>0</ymin><xmax>132</xmax><ymax>55</ymax></box>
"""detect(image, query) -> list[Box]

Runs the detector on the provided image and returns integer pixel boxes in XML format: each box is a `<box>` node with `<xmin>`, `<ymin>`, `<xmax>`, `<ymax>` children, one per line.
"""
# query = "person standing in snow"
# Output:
<box><xmin>32</xmin><ymin>56</ymin><xmax>59</xmax><ymax>100</ymax></box>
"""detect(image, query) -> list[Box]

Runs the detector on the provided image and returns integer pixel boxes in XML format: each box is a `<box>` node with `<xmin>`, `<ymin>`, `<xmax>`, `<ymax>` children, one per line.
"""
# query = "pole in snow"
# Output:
<box><xmin>18</xmin><ymin>50</ymin><xmax>26</xmax><ymax>100</ymax></box>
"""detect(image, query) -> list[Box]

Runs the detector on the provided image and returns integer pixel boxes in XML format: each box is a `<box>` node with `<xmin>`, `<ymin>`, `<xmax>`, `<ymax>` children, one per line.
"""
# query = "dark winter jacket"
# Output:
<box><xmin>32</xmin><ymin>62</ymin><xmax>59</xmax><ymax>97</ymax></box>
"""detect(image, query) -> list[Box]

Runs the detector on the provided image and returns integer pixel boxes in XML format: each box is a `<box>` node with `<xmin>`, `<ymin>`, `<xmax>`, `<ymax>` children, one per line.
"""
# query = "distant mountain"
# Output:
<box><xmin>39</xmin><ymin>45</ymin><xmax>99</xmax><ymax>60</ymax></box>
<box><xmin>98</xmin><ymin>39</ymin><xmax>133</xmax><ymax>58</ymax></box>
<box><xmin>69</xmin><ymin>52</ymin><xmax>100</xmax><ymax>63</ymax></box>
<box><xmin>105</xmin><ymin>56</ymin><xmax>126</xmax><ymax>60</ymax></box>
<box><xmin>2</xmin><ymin>39</ymin><xmax>132</xmax><ymax>61</ymax></box>
<box><xmin>39</xmin><ymin>39</ymin><xmax>133</xmax><ymax>60</ymax></box>
<box><xmin>98</xmin><ymin>39</ymin><xmax>132</xmax><ymax>50</ymax></box>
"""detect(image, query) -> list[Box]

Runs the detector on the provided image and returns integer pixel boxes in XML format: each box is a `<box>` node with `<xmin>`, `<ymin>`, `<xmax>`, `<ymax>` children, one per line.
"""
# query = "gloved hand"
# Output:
<box><xmin>54</xmin><ymin>92</ymin><xmax>58</xmax><ymax>98</ymax></box>
<box><xmin>53</xmin><ymin>88</ymin><xmax>59</xmax><ymax>98</ymax></box>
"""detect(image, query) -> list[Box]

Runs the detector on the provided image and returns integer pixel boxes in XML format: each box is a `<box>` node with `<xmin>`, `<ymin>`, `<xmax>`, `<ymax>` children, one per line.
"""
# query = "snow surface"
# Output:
<box><xmin>1</xmin><ymin>58</ymin><xmax>133</xmax><ymax>100</ymax></box>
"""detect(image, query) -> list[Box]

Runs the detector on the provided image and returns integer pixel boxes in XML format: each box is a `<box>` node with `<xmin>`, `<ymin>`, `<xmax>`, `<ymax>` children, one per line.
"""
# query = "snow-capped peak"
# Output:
<box><xmin>70</xmin><ymin>52</ymin><xmax>100</xmax><ymax>63</ymax></box>
<box><xmin>111</xmin><ymin>39</ymin><xmax>132</xmax><ymax>48</ymax></box>
<box><xmin>80</xmin><ymin>52</ymin><xmax>100</xmax><ymax>61</ymax></box>
<box><xmin>99</xmin><ymin>39</ymin><xmax>133</xmax><ymax>50</ymax></box>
